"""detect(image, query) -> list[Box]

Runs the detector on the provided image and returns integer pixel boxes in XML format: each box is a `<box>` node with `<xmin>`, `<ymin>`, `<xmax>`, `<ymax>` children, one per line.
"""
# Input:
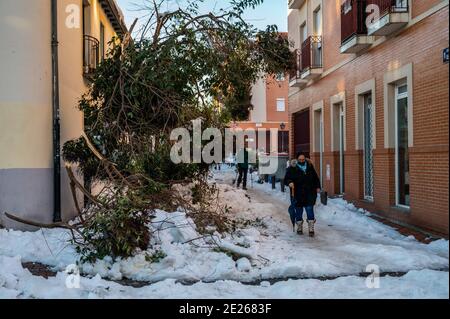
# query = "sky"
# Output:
<box><xmin>115</xmin><ymin>0</ymin><xmax>288</xmax><ymax>33</ymax></box>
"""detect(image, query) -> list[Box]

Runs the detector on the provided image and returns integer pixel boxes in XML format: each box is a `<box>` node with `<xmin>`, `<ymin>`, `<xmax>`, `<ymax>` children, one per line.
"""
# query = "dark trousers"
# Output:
<box><xmin>289</xmin><ymin>197</ymin><xmax>315</xmax><ymax>222</ymax></box>
<box><xmin>237</xmin><ymin>167</ymin><xmax>248</xmax><ymax>188</ymax></box>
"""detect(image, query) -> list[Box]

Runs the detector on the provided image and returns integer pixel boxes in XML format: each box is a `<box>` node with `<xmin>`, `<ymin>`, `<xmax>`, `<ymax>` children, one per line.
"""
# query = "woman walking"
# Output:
<box><xmin>285</xmin><ymin>153</ymin><xmax>321</xmax><ymax>236</ymax></box>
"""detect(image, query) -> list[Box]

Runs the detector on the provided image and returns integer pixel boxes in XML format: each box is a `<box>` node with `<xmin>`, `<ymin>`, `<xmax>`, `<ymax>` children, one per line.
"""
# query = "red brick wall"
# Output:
<box><xmin>412</xmin><ymin>0</ymin><xmax>444</xmax><ymax>18</ymax></box>
<box><xmin>266</xmin><ymin>75</ymin><xmax>290</xmax><ymax>123</ymax></box>
<box><xmin>288</xmin><ymin>4</ymin><xmax>449</xmax><ymax>235</ymax></box>
<box><xmin>323</xmin><ymin>0</ymin><xmax>350</xmax><ymax>71</ymax></box>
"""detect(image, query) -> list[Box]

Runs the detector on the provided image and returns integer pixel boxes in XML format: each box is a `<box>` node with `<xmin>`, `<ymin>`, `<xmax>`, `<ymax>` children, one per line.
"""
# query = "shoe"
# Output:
<box><xmin>242</xmin><ymin>187</ymin><xmax>247</xmax><ymax>190</ymax></box>
<box><xmin>308</xmin><ymin>220</ymin><xmax>316</xmax><ymax>237</ymax></box>
<box><xmin>296</xmin><ymin>221</ymin><xmax>304</xmax><ymax>235</ymax></box>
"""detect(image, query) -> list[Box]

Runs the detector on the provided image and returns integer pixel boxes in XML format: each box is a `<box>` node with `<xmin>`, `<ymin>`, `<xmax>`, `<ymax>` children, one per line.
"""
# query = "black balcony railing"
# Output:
<box><xmin>366</xmin><ymin>0</ymin><xmax>409</xmax><ymax>17</ymax></box>
<box><xmin>341</xmin><ymin>0</ymin><xmax>368</xmax><ymax>44</ymax></box>
<box><xmin>83</xmin><ymin>35</ymin><xmax>99</xmax><ymax>76</ymax></box>
<box><xmin>289</xmin><ymin>36</ymin><xmax>322</xmax><ymax>81</ymax></box>
<box><xmin>301</xmin><ymin>35</ymin><xmax>322</xmax><ymax>71</ymax></box>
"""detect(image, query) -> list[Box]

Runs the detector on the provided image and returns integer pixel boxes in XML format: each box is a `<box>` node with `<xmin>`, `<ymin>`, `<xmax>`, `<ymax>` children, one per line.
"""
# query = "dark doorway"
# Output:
<box><xmin>278</xmin><ymin>131</ymin><xmax>289</xmax><ymax>154</ymax></box>
<box><xmin>294</xmin><ymin>109</ymin><xmax>310</xmax><ymax>158</ymax></box>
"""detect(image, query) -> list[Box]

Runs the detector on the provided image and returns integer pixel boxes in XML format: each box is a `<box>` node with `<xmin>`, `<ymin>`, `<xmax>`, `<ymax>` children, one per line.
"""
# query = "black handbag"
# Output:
<box><xmin>320</xmin><ymin>191</ymin><xmax>328</xmax><ymax>206</ymax></box>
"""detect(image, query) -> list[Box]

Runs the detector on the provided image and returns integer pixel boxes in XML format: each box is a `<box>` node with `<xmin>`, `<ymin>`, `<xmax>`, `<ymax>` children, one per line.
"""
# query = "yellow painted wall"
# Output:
<box><xmin>0</xmin><ymin>0</ymin><xmax>53</xmax><ymax>169</ymax></box>
<box><xmin>0</xmin><ymin>0</ymin><xmax>121</xmax><ymax>224</ymax></box>
<box><xmin>86</xmin><ymin>0</ymin><xmax>118</xmax><ymax>57</ymax></box>
<box><xmin>58</xmin><ymin>0</ymin><xmax>118</xmax><ymax>148</ymax></box>
<box><xmin>0</xmin><ymin>0</ymin><xmax>119</xmax><ymax>169</ymax></box>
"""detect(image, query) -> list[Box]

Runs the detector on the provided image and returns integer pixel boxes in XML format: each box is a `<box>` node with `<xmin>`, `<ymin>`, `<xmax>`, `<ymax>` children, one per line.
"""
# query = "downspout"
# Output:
<box><xmin>51</xmin><ymin>0</ymin><xmax>61</xmax><ymax>222</ymax></box>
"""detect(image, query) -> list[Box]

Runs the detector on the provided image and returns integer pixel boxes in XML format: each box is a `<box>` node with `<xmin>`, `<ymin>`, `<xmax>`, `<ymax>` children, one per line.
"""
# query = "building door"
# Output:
<box><xmin>338</xmin><ymin>104</ymin><xmax>345</xmax><ymax>194</ymax></box>
<box><xmin>313</xmin><ymin>6</ymin><xmax>322</xmax><ymax>36</ymax></box>
<box><xmin>294</xmin><ymin>109</ymin><xmax>310</xmax><ymax>158</ymax></box>
<box><xmin>82</xmin><ymin>0</ymin><xmax>91</xmax><ymax>35</ymax></box>
<box><xmin>363</xmin><ymin>94</ymin><xmax>374</xmax><ymax>200</ymax></box>
<box><xmin>395</xmin><ymin>83</ymin><xmax>410</xmax><ymax>207</ymax></box>
<box><xmin>300</xmin><ymin>23</ymin><xmax>307</xmax><ymax>46</ymax></box>
<box><xmin>313</xmin><ymin>6</ymin><xmax>322</xmax><ymax>67</ymax></box>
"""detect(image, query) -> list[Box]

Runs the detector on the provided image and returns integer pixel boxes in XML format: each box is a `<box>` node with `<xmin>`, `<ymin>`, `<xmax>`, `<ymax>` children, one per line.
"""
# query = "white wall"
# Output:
<box><xmin>250</xmin><ymin>77</ymin><xmax>267</xmax><ymax>123</ymax></box>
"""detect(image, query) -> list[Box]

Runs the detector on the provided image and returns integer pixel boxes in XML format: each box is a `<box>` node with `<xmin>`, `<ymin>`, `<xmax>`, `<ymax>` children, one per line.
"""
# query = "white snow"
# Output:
<box><xmin>236</xmin><ymin>258</ymin><xmax>252</xmax><ymax>272</ymax></box>
<box><xmin>0</xmin><ymin>255</ymin><xmax>447</xmax><ymax>299</ymax></box>
<box><xmin>0</xmin><ymin>165</ymin><xmax>448</xmax><ymax>298</ymax></box>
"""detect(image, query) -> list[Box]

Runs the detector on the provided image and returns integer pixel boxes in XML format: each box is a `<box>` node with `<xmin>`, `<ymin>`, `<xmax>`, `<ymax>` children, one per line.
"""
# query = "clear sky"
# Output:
<box><xmin>116</xmin><ymin>0</ymin><xmax>288</xmax><ymax>32</ymax></box>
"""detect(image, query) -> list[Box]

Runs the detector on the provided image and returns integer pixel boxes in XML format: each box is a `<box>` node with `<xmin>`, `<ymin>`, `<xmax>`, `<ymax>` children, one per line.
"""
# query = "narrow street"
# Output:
<box><xmin>213</xmin><ymin>167</ymin><xmax>449</xmax><ymax>281</ymax></box>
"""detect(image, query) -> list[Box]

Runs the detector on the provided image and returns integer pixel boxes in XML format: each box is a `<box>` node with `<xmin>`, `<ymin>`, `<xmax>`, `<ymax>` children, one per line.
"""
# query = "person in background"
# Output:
<box><xmin>236</xmin><ymin>146</ymin><xmax>249</xmax><ymax>190</ymax></box>
<box><xmin>284</xmin><ymin>153</ymin><xmax>321</xmax><ymax>236</ymax></box>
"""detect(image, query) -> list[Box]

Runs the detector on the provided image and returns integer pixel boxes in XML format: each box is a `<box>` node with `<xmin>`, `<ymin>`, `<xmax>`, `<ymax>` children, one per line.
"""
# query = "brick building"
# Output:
<box><xmin>288</xmin><ymin>0</ymin><xmax>449</xmax><ymax>235</ymax></box>
<box><xmin>233</xmin><ymin>72</ymin><xmax>290</xmax><ymax>155</ymax></box>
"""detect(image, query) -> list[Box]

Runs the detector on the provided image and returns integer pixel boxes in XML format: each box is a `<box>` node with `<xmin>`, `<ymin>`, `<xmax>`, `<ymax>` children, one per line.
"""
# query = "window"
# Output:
<box><xmin>383</xmin><ymin>63</ymin><xmax>413</xmax><ymax>150</ymax></box>
<box><xmin>83</xmin><ymin>0</ymin><xmax>91</xmax><ymax>35</ymax></box>
<box><xmin>313</xmin><ymin>6</ymin><xmax>323</xmax><ymax>67</ymax></box>
<box><xmin>100</xmin><ymin>22</ymin><xmax>105</xmax><ymax>62</ymax></box>
<box><xmin>363</xmin><ymin>94</ymin><xmax>374</xmax><ymax>201</ymax></box>
<box><xmin>394</xmin><ymin>0</ymin><xmax>408</xmax><ymax>11</ymax></box>
<box><xmin>313</xmin><ymin>6</ymin><xmax>322</xmax><ymax>36</ymax></box>
<box><xmin>300</xmin><ymin>22</ymin><xmax>307</xmax><ymax>45</ymax></box>
<box><xmin>395</xmin><ymin>83</ymin><xmax>410</xmax><ymax>207</ymax></box>
<box><xmin>332</xmin><ymin>103</ymin><xmax>346</xmax><ymax>194</ymax></box>
<box><xmin>276</xmin><ymin>98</ymin><xmax>286</xmax><ymax>112</ymax></box>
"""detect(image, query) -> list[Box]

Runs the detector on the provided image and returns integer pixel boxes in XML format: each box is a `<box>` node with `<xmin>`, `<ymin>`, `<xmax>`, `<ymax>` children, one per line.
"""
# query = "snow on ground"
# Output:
<box><xmin>212</xmin><ymin>168</ymin><xmax>449</xmax><ymax>279</ymax></box>
<box><xmin>0</xmin><ymin>255</ymin><xmax>448</xmax><ymax>299</ymax></box>
<box><xmin>0</xmin><ymin>165</ymin><xmax>448</xmax><ymax>298</ymax></box>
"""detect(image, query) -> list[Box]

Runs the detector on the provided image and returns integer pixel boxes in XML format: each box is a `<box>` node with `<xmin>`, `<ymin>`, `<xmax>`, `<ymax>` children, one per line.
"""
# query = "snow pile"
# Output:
<box><xmin>0</xmin><ymin>228</ymin><xmax>77</xmax><ymax>270</ymax></box>
<box><xmin>0</xmin><ymin>254</ymin><xmax>448</xmax><ymax>299</ymax></box>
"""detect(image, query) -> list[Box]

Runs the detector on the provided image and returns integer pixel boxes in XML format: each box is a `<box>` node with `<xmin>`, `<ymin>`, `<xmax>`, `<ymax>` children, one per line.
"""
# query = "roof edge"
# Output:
<box><xmin>99</xmin><ymin>0</ymin><xmax>128</xmax><ymax>35</ymax></box>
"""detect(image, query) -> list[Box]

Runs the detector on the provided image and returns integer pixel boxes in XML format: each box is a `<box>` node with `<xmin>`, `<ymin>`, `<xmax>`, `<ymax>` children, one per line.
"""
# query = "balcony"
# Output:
<box><xmin>300</xmin><ymin>36</ymin><xmax>323</xmax><ymax>80</ymax></box>
<box><xmin>366</xmin><ymin>0</ymin><xmax>409</xmax><ymax>36</ymax></box>
<box><xmin>288</xmin><ymin>0</ymin><xmax>306</xmax><ymax>10</ymax></box>
<box><xmin>340</xmin><ymin>0</ymin><xmax>375</xmax><ymax>54</ymax></box>
<box><xmin>289</xmin><ymin>49</ymin><xmax>308</xmax><ymax>88</ymax></box>
<box><xmin>83</xmin><ymin>35</ymin><xmax>100</xmax><ymax>77</ymax></box>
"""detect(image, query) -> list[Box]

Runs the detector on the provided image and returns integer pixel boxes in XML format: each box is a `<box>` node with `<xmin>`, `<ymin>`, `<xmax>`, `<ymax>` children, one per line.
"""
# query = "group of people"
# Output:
<box><xmin>234</xmin><ymin>149</ymin><xmax>321</xmax><ymax>237</ymax></box>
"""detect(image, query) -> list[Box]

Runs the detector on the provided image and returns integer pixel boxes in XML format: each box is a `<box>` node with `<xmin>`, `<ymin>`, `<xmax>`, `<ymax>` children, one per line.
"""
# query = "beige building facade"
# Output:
<box><xmin>0</xmin><ymin>0</ymin><xmax>126</xmax><ymax>229</ymax></box>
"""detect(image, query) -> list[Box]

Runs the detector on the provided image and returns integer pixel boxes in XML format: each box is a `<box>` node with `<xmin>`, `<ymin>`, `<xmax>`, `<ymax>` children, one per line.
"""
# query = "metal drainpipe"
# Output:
<box><xmin>51</xmin><ymin>0</ymin><xmax>61</xmax><ymax>222</ymax></box>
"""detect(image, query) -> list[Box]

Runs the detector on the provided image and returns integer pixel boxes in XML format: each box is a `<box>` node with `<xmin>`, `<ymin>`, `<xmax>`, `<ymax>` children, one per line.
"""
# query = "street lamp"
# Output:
<box><xmin>280</xmin><ymin>122</ymin><xmax>286</xmax><ymax>130</ymax></box>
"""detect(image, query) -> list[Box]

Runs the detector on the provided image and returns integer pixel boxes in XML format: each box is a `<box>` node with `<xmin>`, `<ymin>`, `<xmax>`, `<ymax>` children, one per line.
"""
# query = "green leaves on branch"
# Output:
<box><xmin>62</xmin><ymin>0</ymin><xmax>293</xmax><ymax>262</ymax></box>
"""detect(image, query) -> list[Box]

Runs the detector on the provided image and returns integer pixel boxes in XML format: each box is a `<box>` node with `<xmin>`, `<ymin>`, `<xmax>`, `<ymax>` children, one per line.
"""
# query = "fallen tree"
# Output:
<box><xmin>8</xmin><ymin>0</ymin><xmax>293</xmax><ymax>262</ymax></box>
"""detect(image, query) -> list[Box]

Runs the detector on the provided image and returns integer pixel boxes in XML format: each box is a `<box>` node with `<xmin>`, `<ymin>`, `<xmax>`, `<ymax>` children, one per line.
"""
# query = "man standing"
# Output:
<box><xmin>236</xmin><ymin>147</ymin><xmax>249</xmax><ymax>190</ymax></box>
<box><xmin>285</xmin><ymin>153</ymin><xmax>321</xmax><ymax>236</ymax></box>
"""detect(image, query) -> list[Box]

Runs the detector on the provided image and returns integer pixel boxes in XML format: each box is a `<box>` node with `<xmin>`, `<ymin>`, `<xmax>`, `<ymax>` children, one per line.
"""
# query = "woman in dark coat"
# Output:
<box><xmin>284</xmin><ymin>153</ymin><xmax>321</xmax><ymax>236</ymax></box>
